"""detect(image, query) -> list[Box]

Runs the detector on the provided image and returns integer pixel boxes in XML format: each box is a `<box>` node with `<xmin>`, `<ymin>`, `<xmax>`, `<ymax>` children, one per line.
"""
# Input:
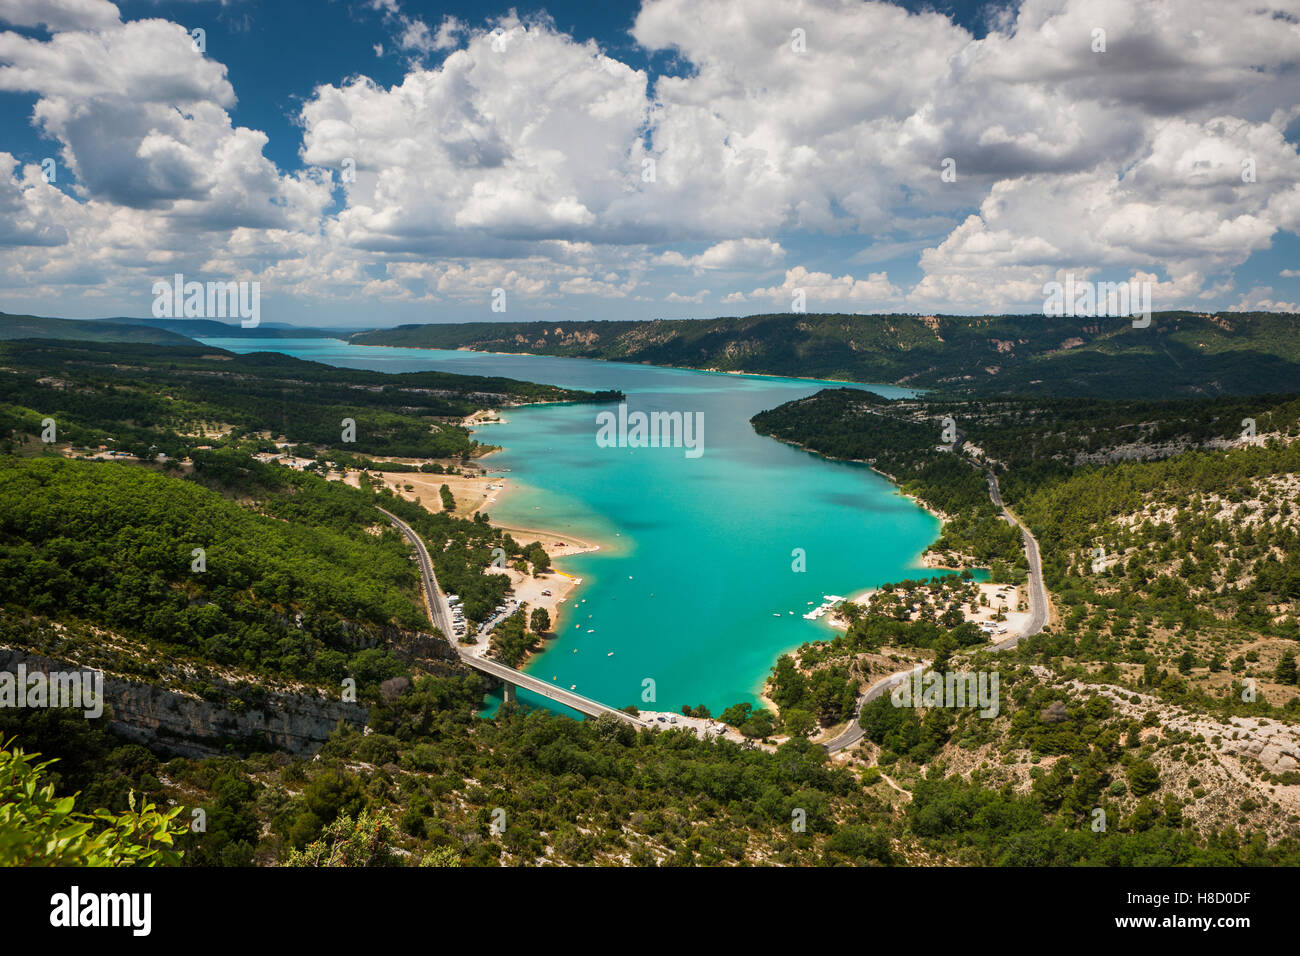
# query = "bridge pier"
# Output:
<box><xmin>502</xmin><ymin>681</ymin><xmax>516</xmax><ymax>704</ymax></box>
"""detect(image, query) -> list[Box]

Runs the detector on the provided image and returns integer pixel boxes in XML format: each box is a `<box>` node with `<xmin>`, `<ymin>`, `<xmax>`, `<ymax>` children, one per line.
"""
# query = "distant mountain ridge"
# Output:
<box><xmin>350</xmin><ymin>311</ymin><xmax>1300</xmax><ymax>399</ymax></box>
<box><xmin>9</xmin><ymin>309</ymin><xmax>1300</xmax><ymax>399</ymax></box>
<box><xmin>0</xmin><ymin>312</ymin><xmax>196</xmax><ymax>345</ymax></box>
<box><xmin>100</xmin><ymin>317</ymin><xmax>347</xmax><ymax>338</ymax></box>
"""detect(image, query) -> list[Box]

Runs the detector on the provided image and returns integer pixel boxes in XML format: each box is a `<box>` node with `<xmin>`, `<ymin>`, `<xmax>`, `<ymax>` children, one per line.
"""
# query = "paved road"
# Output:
<box><xmin>468</xmin><ymin>653</ymin><xmax>649</xmax><ymax>725</ymax></box>
<box><xmin>822</xmin><ymin>466</ymin><xmax>1051</xmax><ymax>754</ymax></box>
<box><xmin>820</xmin><ymin>666</ymin><xmax>925</xmax><ymax>752</ymax></box>
<box><xmin>985</xmin><ymin>471</ymin><xmax>1049</xmax><ymax>649</ymax></box>
<box><xmin>378</xmin><ymin>507</ymin><xmax>647</xmax><ymax>727</ymax></box>
<box><xmin>378</xmin><ymin>507</ymin><xmax>456</xmax><ymax>641</ymax></box>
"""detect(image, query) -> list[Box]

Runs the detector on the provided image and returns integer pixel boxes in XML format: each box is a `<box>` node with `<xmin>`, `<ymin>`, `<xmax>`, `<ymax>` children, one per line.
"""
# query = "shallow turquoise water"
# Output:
<box><xmin>200</xmin><ymin>337</ymin><xmax>949</xmax><ymax>718</ymax></box>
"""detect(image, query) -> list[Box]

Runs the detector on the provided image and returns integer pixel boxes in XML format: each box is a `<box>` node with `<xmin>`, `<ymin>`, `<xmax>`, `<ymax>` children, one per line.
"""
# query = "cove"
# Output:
<box><xmin>198</xmin><ymin>337</ymin><xmax>951</xmax><ymax>720</ymax></box>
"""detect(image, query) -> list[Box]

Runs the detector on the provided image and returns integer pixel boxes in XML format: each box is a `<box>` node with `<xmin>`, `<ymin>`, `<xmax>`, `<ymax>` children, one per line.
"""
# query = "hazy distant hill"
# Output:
<box><xmin>0</xmin><ymin>312</ymin><xmax>196</xmax><ymax>345</ymax></box>
<box><xmin>97</xmin><ymin>317</ymin><xmax>346</xmax><ymax>338</ymax></box>
<box><xmin>351</xmin><ymin>311</ymin><xmax>1300</xmax><ymax>399</ymax></box>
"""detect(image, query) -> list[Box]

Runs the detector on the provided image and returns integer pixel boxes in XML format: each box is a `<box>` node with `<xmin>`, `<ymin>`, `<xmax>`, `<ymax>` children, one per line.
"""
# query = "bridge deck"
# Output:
<box><xmin>379</xmin><ymin>507</ymin><xmax>647</xmax><ymax>728</ymax></box>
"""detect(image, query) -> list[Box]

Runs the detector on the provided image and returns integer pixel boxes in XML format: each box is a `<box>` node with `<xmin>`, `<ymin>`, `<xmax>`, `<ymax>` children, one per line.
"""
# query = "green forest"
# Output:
<box><xmin>353</xmin><ymin>311</ymin><xmax>1300</xmax><ymax>399</ymax></box>
<box><xmin>0</xmin><ymin>338</ymin><xmax>617</xmax><ymax>461</ymax></box>
<box><xmin>3</xmin><ymin>324</ymin><xmax>1300</xmax><ymax>868</ymax></box>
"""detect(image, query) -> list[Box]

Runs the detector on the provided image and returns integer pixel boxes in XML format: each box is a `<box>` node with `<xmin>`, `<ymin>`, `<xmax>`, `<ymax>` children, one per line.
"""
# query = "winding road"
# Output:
<box><xmin>822</xmin><ymin>466</ymin><xmax>1050</xmax><ymax>754</ymax></box>
<box><xmin>986</xmin><ymin>471</ymin><xmax>1049</xmax><ymax>648</ymax></box>
<box><xmin>378</xmin><ymin>506</ymin><xmax>648</xmax><ymax>728</ymax></box>
<box><xmin>378</xmin><ymin>506</ymin><xmax>456</xmax><ymax>642</ymax></box>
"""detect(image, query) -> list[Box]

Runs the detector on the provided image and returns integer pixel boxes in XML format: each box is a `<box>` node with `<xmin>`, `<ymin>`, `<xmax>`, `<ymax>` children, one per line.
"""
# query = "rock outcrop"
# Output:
<box><xmin>0</xmin><ymin>646</ymin><xmax>366</xmax><ymax>758</ymax></box>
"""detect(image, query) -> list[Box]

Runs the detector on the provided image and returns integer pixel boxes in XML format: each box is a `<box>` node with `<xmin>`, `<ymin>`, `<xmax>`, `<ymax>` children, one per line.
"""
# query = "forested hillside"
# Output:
<box><xmin>0</xmin><ymin>456</ymin><xmax>423</xmax><ymax>682</ymax></box>
<box><xmin>4</xmin><ymin>328</ymin><xmax>1300</xmax><ymax>868</ymax></box>
<box><xmin>747</xmin><ymin>382</ymin><xmax>1300</xmax><ymax>848</ymax></box>
<box><xmin>11</xmin><ymin>663</ymin><xmax>1300</xmax><ymax>867</ymax></box>
<box><xmin>0</xmin><ymin>339</ymin><xmax>615</xmax><ymax>460</ymax></box>
<box><xmin>352</xmin><ymin>311</ymin><xmax>1300</xmax><ymax>398</ymax></box>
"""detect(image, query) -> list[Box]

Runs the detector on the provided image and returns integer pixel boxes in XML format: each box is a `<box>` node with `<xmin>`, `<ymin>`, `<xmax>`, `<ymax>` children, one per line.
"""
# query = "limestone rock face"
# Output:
<box><xmin>0</xmin><ymin>647</ymin><xmax>367</xmax><ymax>758</ymax></box>
<box><xmin>2</xmin><ymin>622</ymin><xmax>462</xmax><ymax>757</ymax></box>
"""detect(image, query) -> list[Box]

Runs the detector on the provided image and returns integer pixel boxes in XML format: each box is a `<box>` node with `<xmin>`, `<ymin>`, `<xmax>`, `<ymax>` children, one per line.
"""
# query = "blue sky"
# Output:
<box><xmin>1</xmin><ymin>0</ymin><xmax>1298</xmax><ymax>327</ymax></box>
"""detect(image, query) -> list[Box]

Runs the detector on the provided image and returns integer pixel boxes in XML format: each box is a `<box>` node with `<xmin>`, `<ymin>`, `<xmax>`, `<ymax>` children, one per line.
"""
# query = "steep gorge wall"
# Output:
<box><xmin>1</xmin><ymin>626</ymin><xmax>462</xmax><ymax>758</ymax></box>
<box><xmin>0</xmin><ymin>646</ymin><xmax>366</xmax><ymax>757</ymax></box>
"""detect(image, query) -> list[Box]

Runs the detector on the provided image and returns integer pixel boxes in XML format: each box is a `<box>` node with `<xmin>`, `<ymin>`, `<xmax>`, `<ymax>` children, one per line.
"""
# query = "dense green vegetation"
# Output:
<box><xmin>0</xmin><ymin>739</ymin><xmax>187</xmax><ymax>866</ymax></box>
<box><xmin>768</xmin><ymin>654</ymin><xmax>859</xmax><ymax>728</ymax></box>
<box><xmin>353</xmin><ymin>311</ymin><xmax>1300</xmax><ymax>399</ymax></box>
<box><xmin>0</xmin><ymin>337</ymin><xmax>615</xmax><ymax>691</ymax></box>
<box><xmin>761</xmin><ymin>573</ymin><xmax>991</xmax><ymax>737</ymax></box>
<box><xmin>0</xmin><ymin>455</ymin><xmax>424</xmax><ymax>685</ymax></box>
<box><xmin>4</xmin><ymin>322</ymin><xmax>1300</xmax><ymax>867</ymax></box>
<box><xmin>11</xmin><ymin>667</ymin><xmax>1300</xmax><ymax>867</ymax></box>
<box><xmin>0</xmin><ymin>338</ymin><xmax>617</xmax><ymax>460</ymax></box>
<box><xmin>487</xmin><ymin>607</ymin><xmax>538</xmax><ymax>667</ymax></box>
<box><xmin>752</xmin><ymin>378</ymin><xmax>1300</xmax><ymax>733</ymax></box>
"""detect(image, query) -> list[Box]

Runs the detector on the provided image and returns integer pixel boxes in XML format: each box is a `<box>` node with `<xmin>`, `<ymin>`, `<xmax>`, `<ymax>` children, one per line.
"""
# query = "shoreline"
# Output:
<box><xmin>224</xmin><ymin>337</ymin><xmax>960</xmax><ymax>727</ymax></box>
<box><xmin>743</xmin><ymin>437</ymin><xmax>992</xmax><ymax>734</ymax></box>
<box><xmin>764</xmin><ymin>433</ymin><xmax>956</xmax><ymax>562</ymax></box>
<box><xmin>472</xmin><ymin>418</ymin><xmax>972</xmax><ymax>726</ymax></box>
<box><xmin>347</xmin><ymin>338</ymin><xmax>914</xmax><ymax>393</ymax></box>
<box><xmin>361</xmin><ymin>390</ymin><xmax>963</xmax><ymax>727</ymax></box>
<box><xmin>329</xmin><ymin>444</ymin><xmax>607</xmax><ymax>645</ymax></box>
<box><xmin>459</xmin><ymin>419</ymin><xmax>609</xmax><ymax>665</ymax></box>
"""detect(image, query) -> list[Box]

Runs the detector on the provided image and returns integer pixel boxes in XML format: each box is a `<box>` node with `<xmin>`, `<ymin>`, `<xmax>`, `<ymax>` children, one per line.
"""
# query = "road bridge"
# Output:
<box><xmin>378</xmin><ymin>507</ymin><xmax>648</xmax><ymax>727</ymax></box>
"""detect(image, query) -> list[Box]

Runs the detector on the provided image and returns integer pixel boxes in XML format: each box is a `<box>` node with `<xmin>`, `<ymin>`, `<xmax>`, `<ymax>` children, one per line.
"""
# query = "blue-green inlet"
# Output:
<box><xmin>201</xmin><ymin>337</ymin><xmax>949</xmax><ymax>719</ymax></box>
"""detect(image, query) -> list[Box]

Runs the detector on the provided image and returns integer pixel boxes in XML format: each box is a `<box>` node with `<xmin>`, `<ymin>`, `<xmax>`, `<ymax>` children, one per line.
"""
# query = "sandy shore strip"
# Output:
<box><xmin>331</xmin><ymin>458</ymin><xmax>602</xmax><ymax>634</ymax></box>
<box><xmin>488</xmin><ymin>527</ymin><xmax>600</xmax><ymax>636</ymax></box>
<box><xmin>462</xmin><ymin>409</ymin><xmax>509</xmax><ymax>428</ymax></box>
<box><xmin>343</xmin><ymin>462</ymin><xmax>516</xmax><ymax>519</ymax></box>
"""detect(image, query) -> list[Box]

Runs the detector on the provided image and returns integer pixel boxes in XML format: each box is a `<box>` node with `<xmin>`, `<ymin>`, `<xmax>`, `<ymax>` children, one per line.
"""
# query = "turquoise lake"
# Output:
<box><xmin>199</xmin><ymin>337</ymin><xmax>946</xmax><ymax>718</ymax></box>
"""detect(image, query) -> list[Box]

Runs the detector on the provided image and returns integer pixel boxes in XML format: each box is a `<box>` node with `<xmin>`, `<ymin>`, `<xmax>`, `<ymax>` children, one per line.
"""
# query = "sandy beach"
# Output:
<box><xmin>330</xmin><ymin>445</ymin><xmax>600</xmax><ymax>633</ymax></box>
<box><xmin>342</xmin><ymin>461</ymin><xmax>515</xmax><ymax>519</ymax></box>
